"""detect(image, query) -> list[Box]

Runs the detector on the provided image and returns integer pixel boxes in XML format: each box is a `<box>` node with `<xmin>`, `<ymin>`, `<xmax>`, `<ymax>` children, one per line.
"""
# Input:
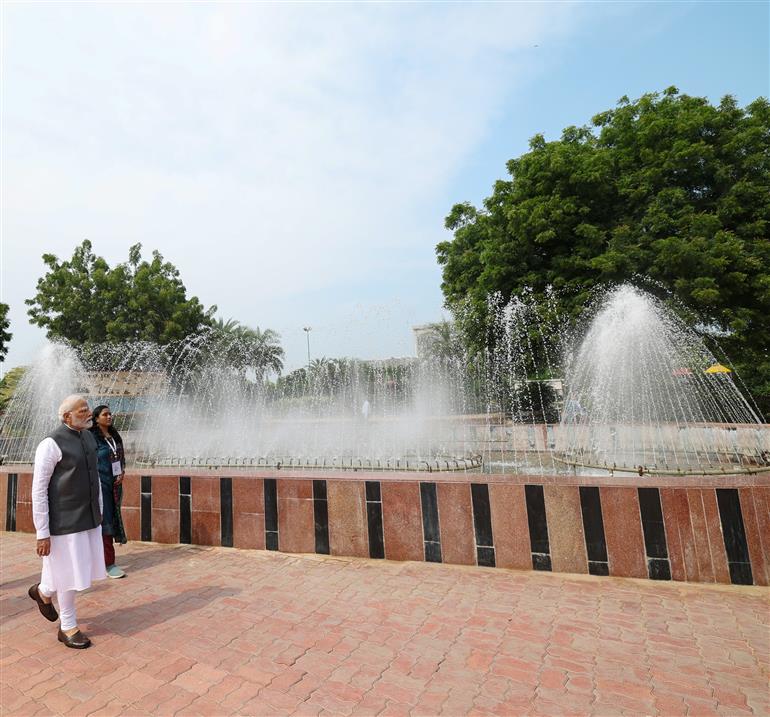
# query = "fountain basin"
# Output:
<box><xmin>2</xmin><ymin>465</ymin><xmax>767</xmax><ymax>587</ymax></box>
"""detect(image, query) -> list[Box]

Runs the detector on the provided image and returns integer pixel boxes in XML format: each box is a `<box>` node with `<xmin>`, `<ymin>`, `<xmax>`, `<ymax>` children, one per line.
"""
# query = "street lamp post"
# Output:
<box><xmin>303</xmin><ymin>326</ymin><xmax>312</xmax><ymax>366</ymax></box>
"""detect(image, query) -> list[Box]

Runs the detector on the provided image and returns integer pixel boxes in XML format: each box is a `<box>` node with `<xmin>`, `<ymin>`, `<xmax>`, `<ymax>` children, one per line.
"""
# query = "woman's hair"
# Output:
<box><xmin>90</xmin><ymin>404</ymin><xmax>123</xmax><ymax>445</ymax></box>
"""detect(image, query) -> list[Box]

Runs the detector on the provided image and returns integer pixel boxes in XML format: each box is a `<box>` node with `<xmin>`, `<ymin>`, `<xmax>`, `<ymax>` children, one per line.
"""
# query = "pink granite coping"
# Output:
<box><xmin>3</xmin><ymin>464</ymin><xmax>768</xmax><ymax>488</ymax></box>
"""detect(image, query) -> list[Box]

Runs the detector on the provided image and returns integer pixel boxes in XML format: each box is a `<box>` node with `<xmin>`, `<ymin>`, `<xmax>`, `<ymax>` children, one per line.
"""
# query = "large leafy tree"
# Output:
<box><xmin>437</xmin><ymin>88</ymin><xmax>770</xmax><ymax>408</ymax></box>
<box><xmin>0</xmin><ymin>303</ymin><xmax>11</xmax><ymax>362</ymax></box>
<box><xmin>26</xmin><ymin>240</ymin><xmax>213</xmax><ymax>345</ymax></box>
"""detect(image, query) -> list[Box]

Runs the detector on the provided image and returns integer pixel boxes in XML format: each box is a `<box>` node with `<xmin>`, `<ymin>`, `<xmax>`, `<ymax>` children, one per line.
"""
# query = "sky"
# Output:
<box><xmin>1</xmin><ymin>1</ymin><xmax>768</xmax><ymax>374</ymax></box>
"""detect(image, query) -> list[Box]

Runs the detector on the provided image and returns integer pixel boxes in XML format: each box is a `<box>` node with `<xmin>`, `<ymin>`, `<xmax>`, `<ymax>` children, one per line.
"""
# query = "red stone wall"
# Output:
<box><xmin>543</xmin><ymin>486</ymin><xmax>588</xmax><ymax>575</ymax></box>
<box><xmin>437</xmin><ymin>483</ymin><xmax>475</xmax><ymax>566</ymax></box>
<box><xmin>121</xmin><ymin>474</ymin><xmax>141</xmax><ymax>541</ymax></box>
<box><xmin>190</xmin><ymin>477</ymin><xmax>220</xmax><ymax>547</ymax></box>
<box><xmin>381</xmin><ymin>482</ymin><xmax>423</xmax><ymax>562</ymax></box>
<box><xmin>3</xmin><ymin>467</ymin><xmax>768</xmax><ymax>586</ymax></box>
<box><xmin>740</xmin><ymin>487</ymin><xmax>770</xmax><ymax>586</ymax></box>
<box><xmin>151</xmin><ymin>474</ymin><xmax>179</xmax><ymax>544</ymax></box>
<box><xmin>327</xmin><ymin>481</ymin><xmax>368</xmax><ymax>558</ymax></box>
<box><xmin>232</xmin><ymin>477</ymin><xmax>265</xmax><ymax>550</ymax></box>
<box><xmin>489</xmin><ymin>484</ymin><xmax>531</xmax><ymax>570</ymax></box>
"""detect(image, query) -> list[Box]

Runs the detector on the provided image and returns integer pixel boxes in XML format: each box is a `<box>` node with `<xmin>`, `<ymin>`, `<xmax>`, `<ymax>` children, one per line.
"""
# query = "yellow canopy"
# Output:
<box><xmin>705</xmin><ymin>363</ymin><xmax>731</xmax><ymax>374</ymax></box>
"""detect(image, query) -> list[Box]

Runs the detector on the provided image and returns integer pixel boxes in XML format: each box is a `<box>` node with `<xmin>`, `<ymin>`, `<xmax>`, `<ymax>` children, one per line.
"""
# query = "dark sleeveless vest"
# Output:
<box><xmin>47</xmin><ymin>423</ymin><xmax>102</xmax><ymax>536</ymax></box>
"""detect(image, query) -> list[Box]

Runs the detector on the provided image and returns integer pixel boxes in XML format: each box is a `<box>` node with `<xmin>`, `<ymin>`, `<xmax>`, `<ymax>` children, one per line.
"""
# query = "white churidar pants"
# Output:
<box><xmin>37</xmin><ymin>584</ymin><xmax>78</xmax><ymax>631</ymax></box>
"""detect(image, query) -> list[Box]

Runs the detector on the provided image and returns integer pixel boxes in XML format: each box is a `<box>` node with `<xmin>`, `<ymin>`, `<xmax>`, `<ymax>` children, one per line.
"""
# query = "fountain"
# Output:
<box><xmin>555</xmin><ymin>285</ymin><xmax>769</xmax><ymax>474</ymax></box>
<box><xmin>1</xmin><ymin>284</ymin><xmax>767</xmax><ymax>476</ymax></box>
<box><xmin>0</xmin><ymin>333</ymin><xmax>509</xmax><ymax>471</ymax></box>
<box><xmin>3</xmin><ymin>284</ymin><xmax>769</xmax><ymax>586</ymax></box>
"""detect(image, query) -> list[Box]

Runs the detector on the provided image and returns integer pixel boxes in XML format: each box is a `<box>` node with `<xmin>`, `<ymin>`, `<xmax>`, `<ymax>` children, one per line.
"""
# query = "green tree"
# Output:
<box><xmin>437</xmin><ymin>88</ymin><xmax>770</xmax><ymax>409</ymax></box>
<box><xmin>0</xmin><ymin>303</ymin><xmax>11</xmax><ymax>362</ymax></box>
<box><xmin>26</xmin><ymin>240</ymin><xmax>213</xmax><ymax>345</ymax></box>
<box><xmin>420</xmin><ymin>320</ymin><xmax>465</xmax><ymax>363</ymax></box>
<box><xmin>0</xmin><ymin>366</ymin><xmax>25</xmax><ymax>412</ymax></box>
<box><xmin>209</xmin><ymin>318</ymin><xmax>284</xmax><ymax>378</ymax></box>
<box><xmin>308</xmin><ymin>357</ymin><xmax>330</xmax><ymax>374</ymax></box>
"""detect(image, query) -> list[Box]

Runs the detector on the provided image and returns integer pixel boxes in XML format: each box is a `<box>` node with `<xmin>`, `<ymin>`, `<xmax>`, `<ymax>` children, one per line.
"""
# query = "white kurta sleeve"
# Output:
<box><xmin>32</xmin><ymin>437</ymin><xmax>62</xmax><ymax>539</ymax></box>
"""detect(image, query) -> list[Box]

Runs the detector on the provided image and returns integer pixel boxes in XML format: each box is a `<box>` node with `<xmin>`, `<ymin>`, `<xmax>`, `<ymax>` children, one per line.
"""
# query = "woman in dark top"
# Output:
<box><xmin>90</xmin><ymin>405</ymin><xmax>128</xmax><ymax>578</ymax></box>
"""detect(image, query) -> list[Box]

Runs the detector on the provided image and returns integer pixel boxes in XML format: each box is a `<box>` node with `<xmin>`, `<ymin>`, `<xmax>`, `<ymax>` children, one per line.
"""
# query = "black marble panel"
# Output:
<box><xmin>313</xmin><ymin>479</ymin><xmax>327</xmax><ymax>501</ymax></box>
<box><xmin>425</xmin><ymin>541</ymin><xmax>443</xmax><ymax>563</ymax></box>
<box><xmin>729</xmin><ymin>562</ymin><xmax>753</xmax><ymax>586</ymax></box>
<box><xmin>313</xmin><ymin>480</ymin><xmax>330</xmax><ymax>555</ymax></box>
<box><xmin>470</xmin><ymin>483</ymin><xmax>493</xmax><ymax>548</ymax></box>
<box><xmin>365</xmin><ymin>481</ymin><xmax>381</xmax><ymax>502</ymax></box>
<box><xmin>525</xmin><ymin>484</ymin><xmax>550</xmax><ymax>556</ymax></box>
<box><xmin>647</xmin><ymin>557</ymin><xmax>672</xmax><ymax>581</ymax></box>
<box><xmin>179</xmin><ymin>476</ymin><xmax>191</xmax><ymax>544</ymax></box>
<box><xmin>532</xmin><ymin>553</ymin><xmax>552</xmax><ymax>572</ymax></box>
<box><xmin>264</xmin><ymin>478</ymin><xmax>278</xmax><ymax>551</ymax></box>
<box><xmin>366</xmin><ymin>482</ymin><xmax>385</xmax><ymax>559</ymax></box>
<box><xmin>266</xmin><ymin>530</ymin><xmax>279</xmax><ymax>551</ymax></box>
<box><xmin>5</xmin><ymin>473</ymin><xmax>17</xmax><ymax>532</ymax></box>
<box><xmin>638</xmin><ymin>487</ymin><xmax>669</xmax><ymax>560</ymax></box>
<box><xmin>179</xmin><ymin>495</ymin><xmax>192</xmax><ymax>544</ymax></box>
<box><xmin>477</xmin><ymin>546</ymin><xmax>496</xmax><ymax>567</ymax></box>
<box><xmin>220</xmin><ymin>477</ymin><xmax>233</xmax><ymax>548</ymax></box>
<box><xmin>140</xmin><ymin>475</ymin><xmax>152</xmax><ymax>542</ymax></box>
<box><xmin>579</xmin><ymin>486</ymin><xmax>608</xmax><ymax>563</ymax></box>
<box><xmin>420</xmin><ymin>482</ymin><xmax>442</xmax><ymax>563</ymax></box>
<box><xmin>716</xmin><ymin>488</ymin><xmax>753</xmax><ymax>585</ymax></box>
<box><xmin>588</xmin><ymin>560</ymin><xmax>609</xmax><ymax>576</ymax></box>
<box><xmin>420</xmin><ymin>482</ymin><xmax>440</xmax><ymax>543</ymax></box>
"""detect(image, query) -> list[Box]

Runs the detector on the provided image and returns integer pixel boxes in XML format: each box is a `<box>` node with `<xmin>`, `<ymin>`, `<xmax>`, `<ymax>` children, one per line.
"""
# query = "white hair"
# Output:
<box><xmin>58</xmin><ymin>394</ymin><xmax>87</xmax><ymax>421</ymax></box>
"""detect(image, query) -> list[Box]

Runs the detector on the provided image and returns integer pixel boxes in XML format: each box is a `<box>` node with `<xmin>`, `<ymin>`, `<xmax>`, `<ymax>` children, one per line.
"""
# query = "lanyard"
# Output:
<box><xmin>104</xmin><ymin>435</ymin><xmax>118</xmax><ymax>457</ymax></box>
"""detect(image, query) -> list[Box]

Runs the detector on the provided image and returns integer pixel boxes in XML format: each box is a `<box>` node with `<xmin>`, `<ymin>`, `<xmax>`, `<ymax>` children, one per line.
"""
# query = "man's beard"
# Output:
<box><xmin>72</xmin><ymin>416</ymin><xmax>93</xmax><ymax>430</ymax></box>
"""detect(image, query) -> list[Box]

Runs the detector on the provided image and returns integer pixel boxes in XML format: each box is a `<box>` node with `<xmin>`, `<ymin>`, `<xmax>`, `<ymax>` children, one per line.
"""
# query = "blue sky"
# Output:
<box><xmin>2</xmin><ymin>1</ymin><xmax>768</xmax><ymax>373</ymax></box>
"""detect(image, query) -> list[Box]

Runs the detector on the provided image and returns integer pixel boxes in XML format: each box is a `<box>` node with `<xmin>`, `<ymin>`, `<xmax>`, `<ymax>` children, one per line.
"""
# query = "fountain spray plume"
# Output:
<box><xmin>557</xmin><ymin>284</ymin><xmax>769</xmax><ymax>474</ymax></box>
<box><xmin>0</xmin><ymin>331</ymin><xmax>489</xmax><ymax>471</ymax></box>
<box><xmin>4</xmin><ymin>284</ymin><xmax>762</xmax><ymax>477</ymax></box>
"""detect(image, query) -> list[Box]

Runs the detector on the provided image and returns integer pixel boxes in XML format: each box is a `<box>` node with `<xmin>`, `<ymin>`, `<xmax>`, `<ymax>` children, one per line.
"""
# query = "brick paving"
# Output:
<box><xmin>1</xmin><ymin>532</ymin><xmax>768</xmax><ymax>716</ymax></box>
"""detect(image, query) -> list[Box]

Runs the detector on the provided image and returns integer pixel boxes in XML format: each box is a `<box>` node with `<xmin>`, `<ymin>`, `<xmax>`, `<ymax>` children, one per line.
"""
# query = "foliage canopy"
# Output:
<box><xmin>26</xmin><ymin>240</ymin><xmax>214</xmax><ymax>345</ymax></box>
<box><xmin>0</xmin><ymin>303</ymin><xmax>10</xmax><ymax>362</ymax></box>
<box><xmin>0</xmin><ymin>366</ymin><xmax>25</xmax><ymax>411</ymax></box>
<box><xmin>436</xmin><ymin>88</ymin><xmax>770</xmax><ymax>407</ymax></box>
<box><xmin>208</xmin><ymin>317</ymin><xmax>284</xmax><ymax>378</ymax></box>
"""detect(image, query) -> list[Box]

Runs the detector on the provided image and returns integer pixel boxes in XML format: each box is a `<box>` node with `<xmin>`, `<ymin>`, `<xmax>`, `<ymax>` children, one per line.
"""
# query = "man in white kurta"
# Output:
<box><xmin>29</xmin><ymin>395</ymin><xmax>106</xmax><ymax>649</ymax></box>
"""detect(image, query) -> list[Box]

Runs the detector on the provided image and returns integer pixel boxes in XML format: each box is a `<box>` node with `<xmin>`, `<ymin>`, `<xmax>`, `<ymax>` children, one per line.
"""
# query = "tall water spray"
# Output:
<box><xmin>0</xmin><ymin>295</ymin><xmax>563</xmax><ymax>471</ymax></box>
<box><xmin>557</xmin><ymin>285</ymin><xmax>768</xmax><ymax>474</ymax></box>
<box><xmin>0</xmin><ymin>340</ymin><xmax>505</xmax><ymax>470</ymax></box>
<box><xmin>3</xmin><ymin>284</ymin><xmax>765</xmax><ymax>475</ymax></box>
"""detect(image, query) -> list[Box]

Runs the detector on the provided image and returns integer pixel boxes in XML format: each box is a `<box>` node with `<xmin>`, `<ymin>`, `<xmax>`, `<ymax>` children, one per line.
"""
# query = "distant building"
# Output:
<box><xmin>412</xmin><ymin>323</ymin><xmax>446</xmax><ymax>360</ymax></box>
<box><xmin>537</xmin><ymin>378</ymin><xmax>564</xmax><ymax>396</ymax></box>
<box><xmin>360</xmin><ymin>357</ymin><xmax>416</xmax><ymax>370</ymax></box>
<box><xmin>83</xmin><ymin>371</ymin><xmax>169</xmax><ymax>396</ymax></box>
<box><xmin>81</xmin><ymin>371</ymin><xmax>169</xmax><ymax>414</ymax></box>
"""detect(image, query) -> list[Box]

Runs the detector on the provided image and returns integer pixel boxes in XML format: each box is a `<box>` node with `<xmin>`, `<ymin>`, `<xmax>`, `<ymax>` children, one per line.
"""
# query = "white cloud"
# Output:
<box><xmin>2</xmin><ymin>2</ymin><xmax>580</xmax><ymax>370</ymax></box>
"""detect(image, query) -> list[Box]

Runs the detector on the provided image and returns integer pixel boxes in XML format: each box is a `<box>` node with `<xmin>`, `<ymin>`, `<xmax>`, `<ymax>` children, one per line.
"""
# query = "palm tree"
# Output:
<box><xmin>211</xmin><ymin>317</ymin><xmax>241</xmax><ymax>333</ymax></box>
<box><xmin>423</xmin><ymin>320</ymin><xmax>463</xmax><ymax>362</ymax></box>
<box><xmin>210</xmin><ymin>318</ymin><xmax>285</xmax><ymax>378</ymax></box>
<box><xmin>240</xmin><ymin>326</ymin><xmax>284</xmax><ymax>376</ymax></box>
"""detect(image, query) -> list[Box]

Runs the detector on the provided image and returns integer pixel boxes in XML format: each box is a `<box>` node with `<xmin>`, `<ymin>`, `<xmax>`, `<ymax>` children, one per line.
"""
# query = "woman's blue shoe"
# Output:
<box><xmin>106</xmin><ymin>565</ymin><xmax>126</xmax><ymax>579</ymax></box>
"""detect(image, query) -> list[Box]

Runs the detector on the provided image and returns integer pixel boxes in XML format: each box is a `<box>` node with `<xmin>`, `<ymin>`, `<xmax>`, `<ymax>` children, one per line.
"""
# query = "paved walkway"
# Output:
<box><xmin>1</xmin><ymin>532</ymin><xmax>768</xmax><ymax>717</ymax></box>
